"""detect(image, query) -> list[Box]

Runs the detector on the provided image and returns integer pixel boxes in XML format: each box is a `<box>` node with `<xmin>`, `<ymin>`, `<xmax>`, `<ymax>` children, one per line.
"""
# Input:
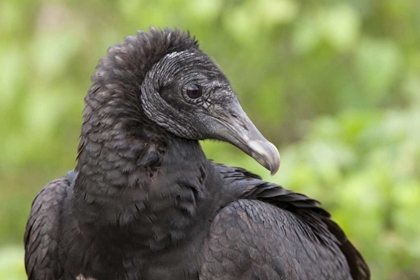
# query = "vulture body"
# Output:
<box><xmin>24</xmin><ymin>28</ymin><xmax>370</xmax><ymax>280</ymax></box>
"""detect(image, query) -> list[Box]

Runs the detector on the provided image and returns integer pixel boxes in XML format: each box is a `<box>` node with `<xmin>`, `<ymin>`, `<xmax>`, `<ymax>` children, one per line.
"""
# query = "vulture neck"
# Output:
<box><xmin>73</xmin><ymin>106</ymin><xmax>221</xmax><ymax>258</ymax></box>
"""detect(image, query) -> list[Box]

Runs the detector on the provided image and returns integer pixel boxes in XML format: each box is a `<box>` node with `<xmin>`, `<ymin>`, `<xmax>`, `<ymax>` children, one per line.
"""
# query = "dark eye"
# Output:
<box><xmin>186</xmin><ymin>84</ymin><xmax>202</xmax><ymax>99</ymax></box>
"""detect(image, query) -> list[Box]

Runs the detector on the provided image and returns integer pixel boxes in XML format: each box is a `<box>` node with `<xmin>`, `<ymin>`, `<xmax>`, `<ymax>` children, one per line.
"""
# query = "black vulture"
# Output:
<box><xmin>24</xmin><ymin>28</ymin><xmax>370</xmax><ymax>280</ymax></box>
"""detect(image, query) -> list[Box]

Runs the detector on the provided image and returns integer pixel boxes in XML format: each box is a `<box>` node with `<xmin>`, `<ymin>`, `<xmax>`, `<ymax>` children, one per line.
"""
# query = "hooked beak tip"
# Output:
<box><xmin>248</xmin><ymin>140</ymin><xmax>281</xmax><ymax>176</ymax></box>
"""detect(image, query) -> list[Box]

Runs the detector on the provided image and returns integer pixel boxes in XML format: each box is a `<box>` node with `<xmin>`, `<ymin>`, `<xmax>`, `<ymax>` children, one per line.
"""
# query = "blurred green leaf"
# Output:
<box><xmin>1</xmin><ymin>0</ymin><xmax>419</xmax><ymax>279</ymax></box>
<box><xmin>0</xmin><ymin>246</ymin><xmax>25</xmax><ymax>280</ymax></box>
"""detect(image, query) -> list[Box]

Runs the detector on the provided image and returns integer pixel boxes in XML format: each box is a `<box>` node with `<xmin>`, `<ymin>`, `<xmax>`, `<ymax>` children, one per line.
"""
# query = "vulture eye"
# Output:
<box><xmin>186</xmin><ymin>84</ymin><xmax>202</xmax><ymax>99</ymax></box>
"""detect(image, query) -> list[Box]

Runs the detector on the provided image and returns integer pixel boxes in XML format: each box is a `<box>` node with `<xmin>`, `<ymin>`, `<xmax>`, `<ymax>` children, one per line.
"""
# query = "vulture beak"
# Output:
<box><xmin>214</xmin><ymin>101</ymin><xmax>280</xmax><ymax>175</ymax></box>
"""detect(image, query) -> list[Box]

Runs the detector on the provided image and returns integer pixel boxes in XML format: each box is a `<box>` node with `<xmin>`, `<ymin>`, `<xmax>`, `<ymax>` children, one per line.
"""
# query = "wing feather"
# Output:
<box><xmin>24</xmin><ymin>174</ymin><xmax>74</xmax><ymax>280</ymax></box>
<box><xmin>202</xmin><ymin>164</ymin><xmax>370</xmax><ymax>280</ymax></box>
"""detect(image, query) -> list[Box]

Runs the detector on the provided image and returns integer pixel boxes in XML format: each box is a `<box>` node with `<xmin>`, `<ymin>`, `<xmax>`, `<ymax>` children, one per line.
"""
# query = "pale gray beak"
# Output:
<box><xmin>209</xmin><ymin>100</ymin><xmax>280</xmax><ymax>175</ymax></box>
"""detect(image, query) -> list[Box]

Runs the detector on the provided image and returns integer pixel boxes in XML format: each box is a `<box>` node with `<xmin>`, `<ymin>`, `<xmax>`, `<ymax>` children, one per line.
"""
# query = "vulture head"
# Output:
<box><xmin>25</xmin><ymin>28</ymin><xmax>370</xmax><ymax>280</ymax></box>
<box><xmin>80</xmin><ymin>27</ymin><xmax>280</xmax><ymax>176</ymax></box>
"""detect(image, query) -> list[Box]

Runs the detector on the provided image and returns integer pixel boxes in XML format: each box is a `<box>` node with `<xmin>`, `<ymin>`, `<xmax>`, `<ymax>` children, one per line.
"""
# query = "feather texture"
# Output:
<box><xmin>24</xmin><ymin>28</ymin><xmax>370</xmax><ymax>280</ymax></box>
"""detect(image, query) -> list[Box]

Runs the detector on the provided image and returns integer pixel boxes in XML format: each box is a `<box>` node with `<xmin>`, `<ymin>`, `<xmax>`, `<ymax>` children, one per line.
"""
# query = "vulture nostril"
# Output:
<box><xmin>230</xmin><ymin>112</ymin><xmax>248</xmax><ymax>131</ymax></box>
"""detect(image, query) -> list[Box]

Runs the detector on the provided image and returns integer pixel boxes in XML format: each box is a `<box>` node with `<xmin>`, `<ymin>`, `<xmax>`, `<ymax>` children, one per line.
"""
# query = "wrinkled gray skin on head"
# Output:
<box><xmin>141</xmin><ymin>49</ymin><xmax>280</xmax><ymax>174</ymax></box>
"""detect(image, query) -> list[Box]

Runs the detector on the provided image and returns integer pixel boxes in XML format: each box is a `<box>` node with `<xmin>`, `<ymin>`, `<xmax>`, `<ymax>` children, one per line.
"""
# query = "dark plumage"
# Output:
<box><xmin>24</xmin><ymin>28</ymin><xmax>370</xmax><ymax>280</ymax></box>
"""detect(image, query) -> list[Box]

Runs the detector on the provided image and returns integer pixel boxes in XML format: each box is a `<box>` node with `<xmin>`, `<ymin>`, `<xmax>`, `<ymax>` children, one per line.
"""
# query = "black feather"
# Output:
<box><xmin>24</xmin><ymin>27</ymin><xmax>370</xmax><ymax>280</ymax></box>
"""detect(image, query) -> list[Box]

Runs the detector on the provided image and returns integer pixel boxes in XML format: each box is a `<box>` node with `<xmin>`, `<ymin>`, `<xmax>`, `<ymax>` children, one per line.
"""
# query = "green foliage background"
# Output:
<box><xmin>0</xmin><ymin>0</ymin><xmax>419</xmax><ymax>279</ymax></box>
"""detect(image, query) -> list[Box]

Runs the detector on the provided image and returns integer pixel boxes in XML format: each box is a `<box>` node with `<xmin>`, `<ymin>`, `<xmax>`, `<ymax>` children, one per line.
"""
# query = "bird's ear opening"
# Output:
<box><xmin>155</xmin><ymin>84</ymin><xmax>173</xmax><ymax>102</ymax></box>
